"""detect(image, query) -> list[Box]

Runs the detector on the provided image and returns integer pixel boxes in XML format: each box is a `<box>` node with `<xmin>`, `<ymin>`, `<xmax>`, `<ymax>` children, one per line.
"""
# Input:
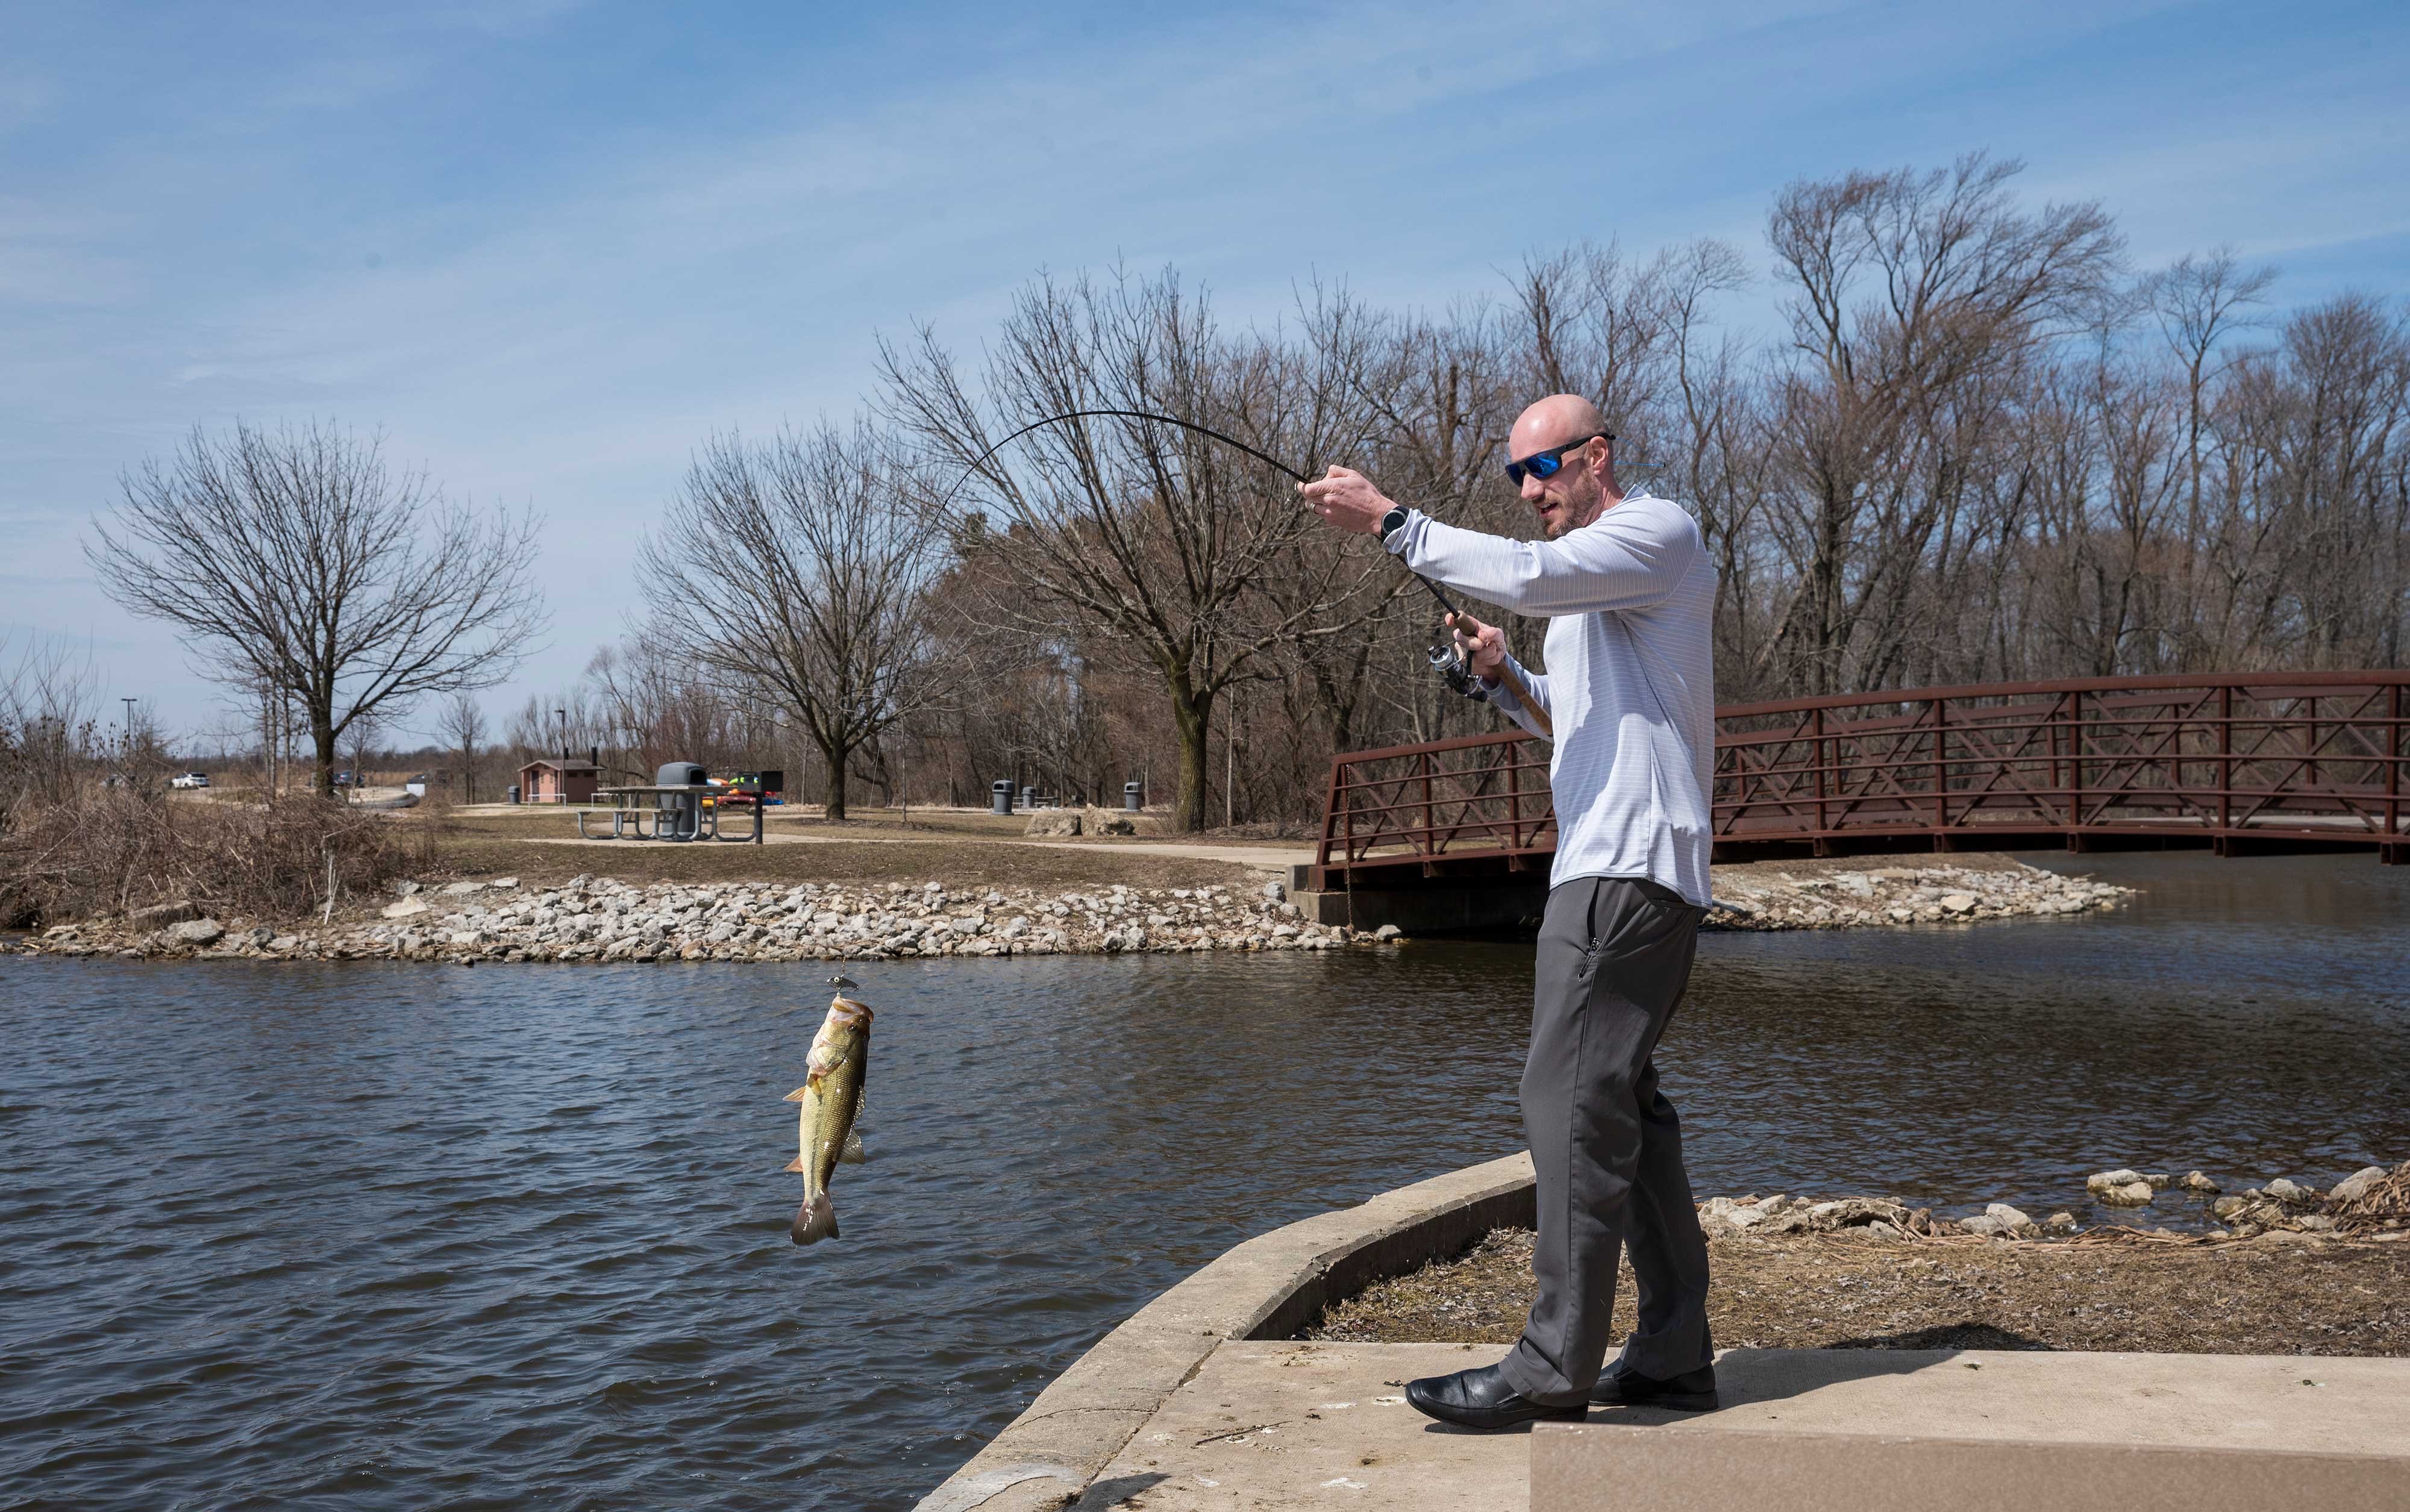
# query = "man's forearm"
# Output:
<box><xmin>1385</xmin><ymin>505</ymin><xmax>1694</xmax><ymax>617</ymax></box>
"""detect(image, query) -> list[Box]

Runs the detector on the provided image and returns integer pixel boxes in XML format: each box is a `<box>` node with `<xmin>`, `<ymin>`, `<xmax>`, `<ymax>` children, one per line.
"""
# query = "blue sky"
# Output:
<box><xmin>5</xmin><ymin>0</ymin><xmax>2405</xmax><ymax>739</ymax></box>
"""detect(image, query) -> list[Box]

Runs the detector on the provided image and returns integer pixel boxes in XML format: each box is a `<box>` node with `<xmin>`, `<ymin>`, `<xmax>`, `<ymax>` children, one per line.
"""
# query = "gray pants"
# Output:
<box><xmin>1499</xmin><ymin>875</ymin><xmax>1712</xmax><ymax>1403</ymax></box>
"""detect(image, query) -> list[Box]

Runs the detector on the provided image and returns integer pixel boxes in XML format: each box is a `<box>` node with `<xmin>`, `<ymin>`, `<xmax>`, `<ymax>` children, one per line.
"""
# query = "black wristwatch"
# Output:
<box><xmin>1380</xmin><ymin>504</ymin><xmax>1409</xmax><ymax>541</ymax></box>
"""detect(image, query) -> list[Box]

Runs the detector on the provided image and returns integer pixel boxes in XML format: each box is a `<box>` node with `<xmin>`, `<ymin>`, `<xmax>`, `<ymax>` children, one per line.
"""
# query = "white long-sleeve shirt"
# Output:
<box><xmin>1384</xmin><ymin>491</ymin><xmax>1717</xmax><ymax>906</ymax></box>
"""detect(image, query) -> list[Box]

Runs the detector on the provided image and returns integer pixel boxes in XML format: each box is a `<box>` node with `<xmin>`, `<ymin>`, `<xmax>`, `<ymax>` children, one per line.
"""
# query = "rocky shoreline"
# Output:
<box><xmin>16</xmin><ymin>875</ymin><xmax>1368</xmax><ymax>963</ymax></box>
<box><xmin>10</xmin><ymin>858</ymin><xmax>2132</xmax><ymax>964</ymax></box>
<box><xmin>1703</xmin><ymin>860</ymin><xmax>2129</xmax><ymax>929</ymax></box>
<box><xmin>1692</xmin><ymin>1159</ymin><xmax>2409</xmax><ymax>1245</ymax></box>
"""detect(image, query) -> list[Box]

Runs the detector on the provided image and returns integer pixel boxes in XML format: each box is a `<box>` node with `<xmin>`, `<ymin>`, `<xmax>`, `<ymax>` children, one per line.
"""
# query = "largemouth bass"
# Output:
<box><xmin>784</xmin><ymin>977</ymin><xmax>871</xmax><ymax>1245</ymax></box>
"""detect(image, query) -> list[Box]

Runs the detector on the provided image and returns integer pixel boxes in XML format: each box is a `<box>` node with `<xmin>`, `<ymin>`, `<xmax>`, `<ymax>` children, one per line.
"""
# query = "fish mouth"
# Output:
<box><xmin>828</xmin><ymin>999</ymin><xmax>873</xmax><ymax>1028</ymax></box>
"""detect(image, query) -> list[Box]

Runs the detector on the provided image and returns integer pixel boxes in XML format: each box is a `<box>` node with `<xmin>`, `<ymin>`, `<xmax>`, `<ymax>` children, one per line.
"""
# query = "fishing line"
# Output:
<box><xmin>934</xmin><ymin>407</ymin><xmax>1551</xmax><ymax>723</ymax></box>
<box><xmin>934</xmin><ymin>407</ymin><xmax>1462</xmax><ymax>619</ymax></box>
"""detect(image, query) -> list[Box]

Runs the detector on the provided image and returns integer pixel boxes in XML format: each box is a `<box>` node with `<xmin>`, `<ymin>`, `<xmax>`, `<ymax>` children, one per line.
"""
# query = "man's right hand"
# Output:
<box><xmin>1445</xmin><ymin>611</ymin><xmax>1508</xmax><ymax>679</ymax></box>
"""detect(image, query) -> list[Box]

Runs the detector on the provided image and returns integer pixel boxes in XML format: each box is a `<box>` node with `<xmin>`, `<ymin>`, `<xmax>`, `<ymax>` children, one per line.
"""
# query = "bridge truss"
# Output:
<box><xmin>1313</xmin><ymin>672</ymin><xmax>2409</xmax><ymax>889</ymax></box>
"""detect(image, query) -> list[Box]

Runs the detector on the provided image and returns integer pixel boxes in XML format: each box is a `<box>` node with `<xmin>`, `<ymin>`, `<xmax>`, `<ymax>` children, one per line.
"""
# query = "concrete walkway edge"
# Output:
<box><xmin>910</xmin><ymin>1151</ymin><xmax>1537</xmax><ymax>1512</ymax></box>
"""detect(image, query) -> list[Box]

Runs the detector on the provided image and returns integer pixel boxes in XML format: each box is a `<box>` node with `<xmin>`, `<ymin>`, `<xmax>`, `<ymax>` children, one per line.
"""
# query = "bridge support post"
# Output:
<box><xmin>1931</xmin><ymin>696</ymin><xmax>1948</xmax><ymax>833</ymax></box>
<box><xmin>2065</xmin><ymin>687</ymin><xmax>2086</xmax><ymax>843</ymax></box>
<box><xmin>2388</xmin><ymin>684</ymin><xmax>2402</xmax><ymax>861</ymax></box>
<box><xmin>2220</xmin><ymin>684</ymin><xmax>2234</xmax><ymax>836</ymax></box>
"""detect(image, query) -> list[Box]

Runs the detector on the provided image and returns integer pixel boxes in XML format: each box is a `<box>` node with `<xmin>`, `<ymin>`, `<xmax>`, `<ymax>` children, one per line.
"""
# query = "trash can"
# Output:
<box><xmin>505</xmin><ymin>783</ymin><xmax>521</xmax><ymax>804</ymax></box>
<box><xmin>1124</xmin><ymin>781</ymin><xmax>1142</xmax><ymax>813</ymax></box>
<box><xmin>657</xmin><ymin>761</ymin><xmax>707</xmax><ymax>840</ymax></box>
<box><xmin>990</xmin><ymin>779</ymin><xmax>1014</xmax><ymax>816</ymax></box>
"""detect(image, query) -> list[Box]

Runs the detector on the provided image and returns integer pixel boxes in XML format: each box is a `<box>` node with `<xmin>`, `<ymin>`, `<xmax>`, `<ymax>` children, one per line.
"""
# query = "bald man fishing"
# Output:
<box><xmin>1301</xmin><ymin>395</ymin><xmax>1719</xmax><ymax>1428</ymax></box>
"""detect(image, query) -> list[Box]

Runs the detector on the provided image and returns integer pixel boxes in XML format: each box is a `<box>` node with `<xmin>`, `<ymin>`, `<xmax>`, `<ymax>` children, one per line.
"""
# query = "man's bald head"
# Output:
<box><xmin>1508</xmin><ymin>393</ymin><xmax>1618</xmax><ymax>537</ymax></box>
<box><xmin>1510</xmin><ymin>394</ymin><xmax>1609</xmax><ymax>456</ymax></box>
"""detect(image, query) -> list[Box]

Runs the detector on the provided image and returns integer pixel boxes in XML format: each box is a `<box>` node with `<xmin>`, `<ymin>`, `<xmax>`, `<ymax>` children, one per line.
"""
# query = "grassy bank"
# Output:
<box><xmin>431</xmin><ymin>807</ymin><xmax>1282</xmax><ymax>892</ymax></box>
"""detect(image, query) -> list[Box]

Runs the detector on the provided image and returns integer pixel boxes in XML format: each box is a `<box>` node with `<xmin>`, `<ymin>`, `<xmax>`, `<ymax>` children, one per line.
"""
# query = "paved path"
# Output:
<box><xmin>1071</xmin><ymin>1342</ymin><xmax>2410</xmax><ymax>1511</ymax></box>
<box><xmin>506</xmin><ymin>831</ymin><xmax>1311</xmax><ymax>870</ymax></box>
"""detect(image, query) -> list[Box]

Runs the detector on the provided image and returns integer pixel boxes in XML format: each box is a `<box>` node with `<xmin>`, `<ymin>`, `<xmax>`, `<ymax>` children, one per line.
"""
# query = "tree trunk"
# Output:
<box><xmin>818</xmin><ymin>735</ymin><xmax>850</xmax><ymax>821</ymax></box>
<box><xmin>312</xmin><ymin>719</ymin><xmax>338</xmax><ymax>798</ymax></box>
<box><xmin>1165</xmin><ymin>669</ymin><xmax>1212</xmax><ymax>833</ymax></box>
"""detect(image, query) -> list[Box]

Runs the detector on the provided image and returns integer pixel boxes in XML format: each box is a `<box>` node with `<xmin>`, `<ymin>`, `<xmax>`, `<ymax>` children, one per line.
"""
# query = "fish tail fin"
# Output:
<box><xmin>790</xmin><ymin>1192</ymin><xmax>838</xmax><ymax>1245</ymax></box>
<box><xmin>840</xmin><ymin>1131</ymin><xmax>867</xmax><ymax>1164</ymax></box>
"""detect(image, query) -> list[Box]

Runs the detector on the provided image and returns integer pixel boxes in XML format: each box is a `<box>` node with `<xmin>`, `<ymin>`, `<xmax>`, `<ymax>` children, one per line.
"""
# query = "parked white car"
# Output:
<box><xmin>170</xmin><ymin>772</ymin><xmax>211</xmax><ymax>790</ymax></box>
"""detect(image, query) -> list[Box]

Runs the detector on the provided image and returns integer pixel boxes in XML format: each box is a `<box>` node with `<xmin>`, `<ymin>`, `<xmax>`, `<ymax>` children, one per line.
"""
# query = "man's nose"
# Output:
<box><xmin>1521</xmin><ymin>472</ymin><xmax>1547</xmax><ymax>504</ymax></box>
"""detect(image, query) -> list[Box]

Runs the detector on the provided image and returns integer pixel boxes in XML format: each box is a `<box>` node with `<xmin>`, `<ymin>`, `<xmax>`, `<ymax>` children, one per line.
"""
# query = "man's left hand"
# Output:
<box><xmin>1298</xmin><ymin>466</ymin><xmax>1395</xmax><ymax>536</ymax></box>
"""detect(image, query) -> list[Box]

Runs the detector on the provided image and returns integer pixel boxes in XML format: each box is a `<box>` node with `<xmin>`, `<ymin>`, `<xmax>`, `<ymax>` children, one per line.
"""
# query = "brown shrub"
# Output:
<box><xmin>0</xmin><ymin>789</ymin><xmax>442</xmax><ymax>926</ymax></box>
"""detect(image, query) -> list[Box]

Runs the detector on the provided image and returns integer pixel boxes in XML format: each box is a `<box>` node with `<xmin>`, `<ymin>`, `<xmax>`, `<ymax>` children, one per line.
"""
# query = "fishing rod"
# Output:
<box><xmin>935</xmin><ymin>407</ymin><xmax>1549</xmax><ymax>729</ymax></box>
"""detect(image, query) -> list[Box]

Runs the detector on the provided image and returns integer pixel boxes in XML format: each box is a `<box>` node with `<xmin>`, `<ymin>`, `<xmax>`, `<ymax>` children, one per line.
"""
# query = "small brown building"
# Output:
<box><xmin>518</xmin><ymin>757</ymin><xmax>601</xmax><ymax>804</ymax></box>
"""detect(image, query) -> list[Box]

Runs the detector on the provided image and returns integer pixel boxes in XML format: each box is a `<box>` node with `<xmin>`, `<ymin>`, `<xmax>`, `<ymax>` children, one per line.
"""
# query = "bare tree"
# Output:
<box><xmin>441</xmin><ymin>692</ymin><xmax>487</xmax><ymax>803</ymax></box>
<box><xmin>880</xmin><ymin>267</ymin><xmax>1398</xmax><ymax>830</ymax></box>
<box><xmin>638</xmin><ymin>420</ymin><xmax>948</xmax><ymax>821</ymax></box>
<box><xmin>0</xmin><ymin>634</ymin><xmax>100</xmax><ymax>823</ymax></box>
<box><xmin>87</xmin><ymin>420</ymin><xmax>545</xmax><ymax>796</ymax></box>
<box><xmin>1758</xmin><ymin>152</ymin><xmax>2125</xmax><ymax>693</ymax></box>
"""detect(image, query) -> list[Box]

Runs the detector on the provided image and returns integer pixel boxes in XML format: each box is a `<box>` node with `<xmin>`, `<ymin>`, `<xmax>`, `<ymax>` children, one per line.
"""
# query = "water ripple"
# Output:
<box><xmin>2</xmin><ymin>852</ymin><xmax>2403</xmax><ymax>1508</ymax></box>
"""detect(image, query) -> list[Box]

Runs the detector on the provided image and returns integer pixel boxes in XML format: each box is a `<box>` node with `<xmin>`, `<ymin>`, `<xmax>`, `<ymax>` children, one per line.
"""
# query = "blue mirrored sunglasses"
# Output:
<box><xmin>1505</xmin><ymin>433</ymin><xmax>1609</xmax><ymax>486</ymax></box>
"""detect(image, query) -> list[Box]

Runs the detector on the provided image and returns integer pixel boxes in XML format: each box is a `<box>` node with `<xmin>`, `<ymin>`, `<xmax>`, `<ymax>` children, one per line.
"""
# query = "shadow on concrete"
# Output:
<box><xmin>1823</xmin><ymin>1323</ymin><xmax>2058</xmax><ymax>1352</ymax></box>
<box><xmin>1071</xmin><ymin>1472</ymin><xmax>1168</xmax><ymax>1508</ymax></box>
<box><xmin>1582</xmin><ymin>1339</ymin><xmax>2058</xmax><ymax>1425</ymax></box>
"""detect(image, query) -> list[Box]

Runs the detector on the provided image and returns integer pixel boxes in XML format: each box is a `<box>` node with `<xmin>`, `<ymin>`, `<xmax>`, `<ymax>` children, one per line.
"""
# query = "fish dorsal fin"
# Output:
<box><xmin>840</xmin><ymin>1130</ymin><xmax>866</xmax><ymax>1164</ymax></box>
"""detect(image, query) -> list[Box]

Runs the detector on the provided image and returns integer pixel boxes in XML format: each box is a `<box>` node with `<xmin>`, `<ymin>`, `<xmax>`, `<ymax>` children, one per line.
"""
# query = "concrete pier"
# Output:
<box><xmin>1081</xmin><ymin>1342</ymin><xmax>2410</xmax><ymax>1510</ymax></box>
<box><xmin>913</xmin><ymin>1152</ymin><xmax>2410</xmax><ymax>1511</ymax></box>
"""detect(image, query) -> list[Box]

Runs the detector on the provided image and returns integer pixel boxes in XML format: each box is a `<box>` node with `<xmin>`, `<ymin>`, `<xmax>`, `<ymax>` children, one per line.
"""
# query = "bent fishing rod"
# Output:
<box><xmin>934</xmin><ymin>407</ymin><xmax>1552</xmax><ymax>736</ymax></box>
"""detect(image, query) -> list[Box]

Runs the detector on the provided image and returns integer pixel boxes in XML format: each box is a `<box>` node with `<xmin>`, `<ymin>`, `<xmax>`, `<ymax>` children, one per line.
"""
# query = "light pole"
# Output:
<box><xmin>119</xmin><ymin>696</ymin><xmax>139</xmax><ymax>782</ymax></box>
<box><xmin>554</xmin><ymin>708</ymin><xmax>568</xmax><ymax>804</ymax></box>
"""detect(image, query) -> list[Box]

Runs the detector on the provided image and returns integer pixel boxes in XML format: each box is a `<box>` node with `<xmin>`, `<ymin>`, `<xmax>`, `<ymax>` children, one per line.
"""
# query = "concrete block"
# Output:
<box><xmin>1297</xmin><ymin>883</ymin><xmax>1547</xmax><ymax>936</ymax></box>
<box><xmin>1534</xmin><ymin>1425</ymin><xmax>2410</xmax><ymax>1512</ymax></box>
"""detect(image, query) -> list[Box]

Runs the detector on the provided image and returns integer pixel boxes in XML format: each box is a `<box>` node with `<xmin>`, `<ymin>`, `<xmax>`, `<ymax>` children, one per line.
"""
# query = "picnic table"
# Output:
<box><xmin>575</xmin><ymin>784</ymin><xmax>765</xmax><ymax>843</ymax></box>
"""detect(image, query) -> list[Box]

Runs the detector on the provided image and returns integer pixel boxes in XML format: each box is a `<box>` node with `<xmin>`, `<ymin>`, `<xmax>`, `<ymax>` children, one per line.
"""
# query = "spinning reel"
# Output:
<box><xmin>1427</xmin><ymin>626</ymin><xmax>1489</xmax><ymax>704</ymax></box>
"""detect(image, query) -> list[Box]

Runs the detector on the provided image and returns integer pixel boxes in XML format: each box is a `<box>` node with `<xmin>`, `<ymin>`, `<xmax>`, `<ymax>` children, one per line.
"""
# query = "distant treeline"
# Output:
<box><xmin>600</xmin><ymin>152</ymin><xmax>2406</xmax><ymax>830</ymax></box>
<box><xmin>58</xmin><ymin>152</ymin><xmax>2410</xmax><ymax>833</ymax></box>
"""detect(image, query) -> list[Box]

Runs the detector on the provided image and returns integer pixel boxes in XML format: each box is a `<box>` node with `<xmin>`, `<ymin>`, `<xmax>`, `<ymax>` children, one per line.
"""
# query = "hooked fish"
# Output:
<box><xmin>785</xmin><ymin>975</ymin><xmax>871</xmax><ymax>1245</ymax></box>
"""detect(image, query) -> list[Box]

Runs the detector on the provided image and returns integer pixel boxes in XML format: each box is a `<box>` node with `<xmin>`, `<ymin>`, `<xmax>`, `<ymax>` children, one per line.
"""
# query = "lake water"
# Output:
<box><xmin>4</xmin><ymin>852</ymin><xmax>2404</xmax><ymax>1509</ymax></box>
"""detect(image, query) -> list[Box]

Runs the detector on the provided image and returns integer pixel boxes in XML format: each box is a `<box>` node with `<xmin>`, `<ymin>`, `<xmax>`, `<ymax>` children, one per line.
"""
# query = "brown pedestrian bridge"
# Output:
<box><xmin>1310</xmin><ymin>672</ymin><xmax>2408</xmax><ymax>904</ymax></box>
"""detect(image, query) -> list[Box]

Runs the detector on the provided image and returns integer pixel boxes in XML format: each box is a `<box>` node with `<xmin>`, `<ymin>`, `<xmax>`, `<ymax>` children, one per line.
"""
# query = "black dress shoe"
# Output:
<box><xmin>1588</xmin><ymin>1361</ymin><xmax>1718</xmax><ymax>1410</ymax></box>
<box><xmin>1404</xmin><ymin>1363</ymin><xmax>1587</xmax><ymax>1430</ymax></box>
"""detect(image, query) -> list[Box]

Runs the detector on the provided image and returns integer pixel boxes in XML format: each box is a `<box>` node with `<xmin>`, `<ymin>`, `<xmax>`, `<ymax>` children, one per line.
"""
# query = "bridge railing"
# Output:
<box><xmin>1315</xmin><ymin>672</ymin><xmax>2409</xmax><ymax>886</ymax></box>
<box><xmin>1717</xmin><ymin>672</ymin><xmax>2407</xmax><ymax>854</ymax></box>
<box><xmin>1312</xmin><ymin>730</ymin><xmax>1555</xmax><ymax>886</ymax></box>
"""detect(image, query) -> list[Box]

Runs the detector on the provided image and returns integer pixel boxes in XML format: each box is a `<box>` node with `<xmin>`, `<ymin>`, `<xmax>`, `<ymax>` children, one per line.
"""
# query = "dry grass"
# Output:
<box><xmin>1</xmin><ymin>787</ymin><xmax>441</xmax><ymax>926</ymax></box>
<box><xmin>2336</xmin><ymin>1168</ymin><xmax>2410</xmax><ymax>1224</ymax></box>
<box><xmin>405</xmin><ymin>807</ymin><xmax>1284</xmax><ymax>893</ymax></box>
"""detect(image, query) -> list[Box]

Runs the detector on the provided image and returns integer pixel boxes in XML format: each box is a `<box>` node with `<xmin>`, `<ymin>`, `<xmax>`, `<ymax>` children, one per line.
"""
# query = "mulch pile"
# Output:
<box><xmin>1306</xmin><ymin>1225</ymin><xmax>2410</xmax><ymax>1357</ymax></box>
